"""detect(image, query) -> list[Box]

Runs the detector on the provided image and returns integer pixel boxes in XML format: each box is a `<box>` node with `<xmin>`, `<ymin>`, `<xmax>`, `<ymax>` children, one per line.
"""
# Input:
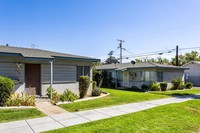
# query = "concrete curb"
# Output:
<box><xmin>56</xmin><ymin>92</ymin><xmax>110</xmax><ymax>105</ymax></box>
<box><xmin>0</xmin><ymin>106</ymin><xmax>35</xmax><ymax>109</ymax></box>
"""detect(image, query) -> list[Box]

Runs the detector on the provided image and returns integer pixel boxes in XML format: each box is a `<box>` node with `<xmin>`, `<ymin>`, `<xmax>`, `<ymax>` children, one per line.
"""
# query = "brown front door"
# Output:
<box><xmin>25</xmin><ymin>64</ymin><xmax>41</xmax><ymax>95</ymax></box>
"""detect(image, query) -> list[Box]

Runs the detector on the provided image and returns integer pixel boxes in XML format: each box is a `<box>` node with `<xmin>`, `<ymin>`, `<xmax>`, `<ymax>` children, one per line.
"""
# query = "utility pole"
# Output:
<box><xmin>176</xmin><ymin>45</ymin><xmax>179</xmax><ymax>66</ymax></box>
<box><xmin>108</xmin><ymin>51</ymin><xmax>114</xmax><ymax>64</ymax></box>
<box><xmin>117</xmin><ymin>39</ymin><xmax>125</xmax><ymax>63</ymax></box>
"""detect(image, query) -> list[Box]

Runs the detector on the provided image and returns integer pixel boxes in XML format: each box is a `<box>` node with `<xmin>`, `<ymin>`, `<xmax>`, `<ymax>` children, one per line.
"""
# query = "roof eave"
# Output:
<box><xmin>0</xmin><ymin>52</ymin><xmax>22</xmax><ymax>57</ymax></box>
<box><xmin>24</xmin><ymin>57</ymin><xmax>54</xmax><ymax>61</ymax></box>
<box><xmin>53</xmin><ymin>56</ymin><xmax>100</xmax><ymax>62</ymax></box>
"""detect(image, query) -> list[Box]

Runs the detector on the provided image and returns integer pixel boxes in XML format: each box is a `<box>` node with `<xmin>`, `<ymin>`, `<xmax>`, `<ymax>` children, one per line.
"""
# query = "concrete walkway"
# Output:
<box><xmin>35</xmin><ymin>102</ymin><xmax>67</xmax><ymax>115</ymax></box>
<box><xmin>0</xmin><ymin>95</ymin><xmax>199</xmax><ymax>133</ymax></box>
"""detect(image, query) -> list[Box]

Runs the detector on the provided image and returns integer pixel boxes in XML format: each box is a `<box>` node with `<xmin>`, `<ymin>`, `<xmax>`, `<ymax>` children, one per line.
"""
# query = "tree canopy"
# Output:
<box><xmin>135</xmin><ymin>51</ymin><xmax>200</xmax><ymax>66</ymax></box>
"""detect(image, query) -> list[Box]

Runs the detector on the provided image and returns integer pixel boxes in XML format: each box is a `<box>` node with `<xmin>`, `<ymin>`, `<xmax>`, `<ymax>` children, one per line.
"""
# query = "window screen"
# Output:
<box><xmin>157</xmin><ymin>72</ymin><xmax>163</xmax><ymax>82</ymax></box>
<box><xmin>77</xmin><ymin>66</ymin><xmax>83</xmax><ymax>81</ymax></box>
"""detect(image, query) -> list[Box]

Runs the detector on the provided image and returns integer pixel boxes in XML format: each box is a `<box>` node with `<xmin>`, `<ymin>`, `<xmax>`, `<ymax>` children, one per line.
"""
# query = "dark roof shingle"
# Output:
<box><xmin>0</xmin><ymin>45</ymin><xmax>100</xmax><ymax>61</ymax></box>
<box><xmin>96</xmin><ymin>62</ymin><xmax>188</xmax><ymax>70</ymax></box>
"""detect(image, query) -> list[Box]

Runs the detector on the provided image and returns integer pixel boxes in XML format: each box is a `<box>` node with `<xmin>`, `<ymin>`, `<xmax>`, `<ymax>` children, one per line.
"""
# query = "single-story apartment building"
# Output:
<box><xmin>182</xmin><ymin>61</ymin><xmax>200</xmax><ymax>87</ymax></box>
<box><xmin>96</xmin><ymin>62</ymin><xmax>188</xmax><ymax>89</ymax></box>
<box><xmin>0</xmin><ymin>45</ymin><xmax>100</xmax><ymax>96</ymax></box>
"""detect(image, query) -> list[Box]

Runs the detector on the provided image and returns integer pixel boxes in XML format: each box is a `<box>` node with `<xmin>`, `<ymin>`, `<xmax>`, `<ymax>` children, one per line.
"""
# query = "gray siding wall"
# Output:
<box><xmin>0</xmin><ymin>62</ymin><xmax>24</xmax><ymax>82</ymax></box>
<box><xmin>0</xmin><ymin>56</ymin><xmax>25</xmax><ymax>93</ymax></box>
<box><xmin>184</xmin><ymin>63</ymin><xmax>200</xmax><ymax>86</ymax></box>
<box><xmin>41</xmin><ymin>63</ymin><xmax>76</xmax><ymax>83</ymax></box>
<box><xmin>41</xmin><ymin>60</ymin><xmax>93</xmax><ymax>96</ymax></box>
<box><xmin>163</xmin><ymin>71</ymin><xmax>184</xmax><ymax>82</ymax></box>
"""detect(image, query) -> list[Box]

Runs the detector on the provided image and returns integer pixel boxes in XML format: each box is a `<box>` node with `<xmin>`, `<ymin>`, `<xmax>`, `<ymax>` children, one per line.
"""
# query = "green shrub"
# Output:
<box><xmin>46</xmin><ymin>87</ymin><xmax>61</xmax><ymax>104</ymax></box>
<box><xmin>92</xmin><ymin>87</ymin><xmax>102</xmax><ymax>96</ymax></box>
<box><xmin>149</xmin><ymin>82</ymin><xmax>160</xmax><ymax>91</ymax></box>
<box><xmin>5</xmin><ymin>93</ymin><xmax>21</xmax><ymax>106</ymax></box>
<box><xmin>0</xmin><ymin>76</ymin><xmax>14</xmax><ymax>106</ymax></box>
<box><xmin>79</xmin><ymin>76</ymin><xmax>90</xmax><ymax>98</ymax></box>
<box><xmin>160</xmin><ymin>82</ymin><xmax>168</xmax><ymax>91</ymax></box>
<box><xmin>60</xmin><ymin>89</ymin><xmax>78</xmax><ymax>102</ymax></box>
<box><xmin>171</xmin><ymin>78</ymin><xmax>184</xmax><ymax>90</ymax></box>
<box><xmin>185</xmin><ymin>82</ymin><xmax>193</xmax><ymax>89</ymax></box>
<box><xmin>5</xmin><ymin>93</ymin><xmax>35</xmax><ymax>106</ymax></box>
<box><xmin>141</xmin><ymin>84</ymin><xmax>150</xmax><ymax>92</ymax></box>
<box><xmin>51</xmin><ymin>93</ymin><xmax>61</xmax><ymax>105</ymax></box>
<box><xmin>92</xmin><ymin>81</ymin><xmax>97</xmax><ymax>90</ymax></box>
<box><xmin>46</xmin><ymin>87</ymin><xmax>57</xmax><ymax>98</ymax></box>
<box><xmin>20</xmin><ymin>93</ymin><xmax>35</xmax><ymax>106</ymax></box>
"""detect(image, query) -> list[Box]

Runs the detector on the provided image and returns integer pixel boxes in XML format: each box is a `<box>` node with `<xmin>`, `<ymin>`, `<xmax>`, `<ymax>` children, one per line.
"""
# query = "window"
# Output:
<box><xmin>140</xmin><ymin>71</ymin><xmax>156</xmax><ymax>82</ymax></box>
<box><xmin>84</xmin><ymin>66</ymin><xmax>90</xmax><ymax>76</ymax></box>
<box><xmin>77</xmin><ymin>66</ymin><xmax>90</xmax><ymax>81</ymax></box>
<box><xmin>140</xmin><ymin>72</ymin><xmax>145</xmax><ymax>81</ymax></box>
<box><xmin>157</xmin><ymin>72</ymin><xmax>163</xmax><ymax>82</ymax></box>
<box><xmin>185</xmin><ymin>73</ymin><xmax>189</xmax><ymax>80</ymax></box>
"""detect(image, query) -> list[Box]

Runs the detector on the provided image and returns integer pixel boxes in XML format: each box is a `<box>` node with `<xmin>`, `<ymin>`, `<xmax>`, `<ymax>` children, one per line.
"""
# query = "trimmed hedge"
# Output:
<box><xmin>160</xmin><ymin>82</ymin><xmax>168</xmax><ymax>91</ymax></box>
<box><xmin>185</xmin><ymin>82</ymin><xmax>193</xmax><ymax>89</ymax></box>
<box><xmin>171</xmin><ymin>78</ymin><xmax>184</xmax><ymax>90</ymax></box>
<box><xmin>92</xmin><ymin>81</ymin><xmax>97</xmax><ymax>90</ymax></box>
<box><xmin>92</xmin><ymin>88</ymin><xmax>102</xmax><ymax>96</ymax></box>
<box><xmin>79</xmin><ymin>76</ymin><xmax>90</xmax><ymax>98</ymax></box>
<box><xmin>0</xmin><ymin>76</ymin><xmax>14</xmax><ymax>106</ymax></box>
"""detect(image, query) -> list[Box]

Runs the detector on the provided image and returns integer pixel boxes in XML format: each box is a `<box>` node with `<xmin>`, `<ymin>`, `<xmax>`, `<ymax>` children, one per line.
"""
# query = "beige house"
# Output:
<box><xmin>97</xmin><ymin>62</ymin><xmax>188</xmax><ymax>89</ymax></box>
<box><xmin>0</xmin><ymin>45</ymin><xmax>99</xmax><ymax>96</ymax></box>
<box><xmin>182</xmin><ymin>61</ymin><xmax>200</xmax><ymax>87</ymax></box>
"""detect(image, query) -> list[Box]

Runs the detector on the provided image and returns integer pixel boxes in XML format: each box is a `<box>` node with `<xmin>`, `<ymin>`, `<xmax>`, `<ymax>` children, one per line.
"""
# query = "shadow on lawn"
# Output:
<box><xmin>150</xmin><ymin>92</ymin><xmax>200</xmax><ymax>99</ymax></box>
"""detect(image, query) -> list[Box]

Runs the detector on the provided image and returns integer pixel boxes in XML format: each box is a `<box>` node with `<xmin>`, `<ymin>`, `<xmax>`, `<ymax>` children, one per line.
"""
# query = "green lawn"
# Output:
<box><xmin>45</xmin><ymin>99</ymin><xmax>200</xmax><ymax>133</ymax></box>
<box><xmin>0</xmin><ymin>108</ymin><xmax>46</xmax><ymax>123</ymax></box>
<box><xmin>59</xmin><ymin>88</ymin><xmax>200</xmax><ymax>112</ymax></box>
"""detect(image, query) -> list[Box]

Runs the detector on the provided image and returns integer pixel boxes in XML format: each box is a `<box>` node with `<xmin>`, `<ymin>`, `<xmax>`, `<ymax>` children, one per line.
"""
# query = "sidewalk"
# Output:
<box><xmin>0</xmin><ymin>95</ymin><xmax>199</xmax><ymax>133</ymax></box>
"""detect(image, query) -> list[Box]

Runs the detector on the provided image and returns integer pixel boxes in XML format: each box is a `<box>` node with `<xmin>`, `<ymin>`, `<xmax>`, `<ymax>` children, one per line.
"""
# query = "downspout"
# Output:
<box><xmin>115</xmin><ymin>71</ymin><xmax>117</xmax><ymax>88</ymax></box>
<box><xmin>50</xmin><ymin>60</ymin><xmax>54</xmax><ymax>100</ymax></box>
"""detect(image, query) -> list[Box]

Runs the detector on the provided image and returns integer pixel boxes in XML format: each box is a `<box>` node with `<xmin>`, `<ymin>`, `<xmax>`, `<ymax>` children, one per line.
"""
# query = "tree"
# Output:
<box><xmin>171</xmin><ymin>51</ymin><xmax>200</xmax><ymax>66</ymax></box>
<box><xmin>104</xmin><ymin>56</ymin><xmax>119</xmax><ymax>64</ymax></box>
<box><xmin>135</xmin><ymin>57</ymin><xmax>169</xmax><ymax>64</ymax></box>
<box><xmin>92</xmin><ymin>62</ymin><xmax>104</xmax><ymax>87</ymax></box>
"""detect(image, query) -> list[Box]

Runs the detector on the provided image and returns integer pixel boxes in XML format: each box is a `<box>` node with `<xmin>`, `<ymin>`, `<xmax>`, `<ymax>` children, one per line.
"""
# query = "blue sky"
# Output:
<box><xmin>0</xmin><ymin>0</ymin><xmax>200</xmax><ymax>62</ymax></box>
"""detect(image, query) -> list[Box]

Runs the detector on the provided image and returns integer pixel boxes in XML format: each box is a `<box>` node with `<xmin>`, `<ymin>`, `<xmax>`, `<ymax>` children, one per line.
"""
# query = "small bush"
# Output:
<box><xmin>141</xmin><ymin>84</ymin><xmax>150</xmax><ymax>92</ymax></box>
<box><xmin>51</xmin><ymin>93</ymin><xmax>61</xmax><ymax>105</ymax></box>
<box><xmin>160</xmin><ymin>82</ymin><xmax>168</xmax><ymax>91</ymax></box>
<box><xmin>0</xmin><ymin>76</ymin><xmax>14</xmax><ymax>106</ymax></box>
<box><xmin>20</xmin><ymin>93</ymin><xmax>35</xmax><ymax>106</ymax></box>
<box><xmin>46</xmin><ymin>87</ymin><xmax>60</xmax><ymax>104</ymax></box>
<box><xmin>46</xmin><ymin>87</ymin><xmax>56</xmax><ymax>98</ymax></box>
<box><xmin>5</xmin><ymin>93</ymin><xmax>21</xmax><ymax>106</ymax></box>
<box><xmin>171</xmin><ymin>78</ymin><xmax>184</xmax><ymax>90</ymax></box>
<box><xmin>5</xmin><ymin>92</ymin><xmax>35</xmax><ymax>106</ymax></box>
<box><xmin>92</xmin><ymin>81</ymin><xmax>97</xmax><ymax>90</ymax></box>
<box><xmin>92</xmin><ymin>87</ymin><xmax>102</xmax><ymax>96</ymax></box>
<box><xmin>79</xmin><ymin>76</ymin><xmax>90</xmax><ymax>98</ymax></box>
<box><xmin>60</xmin><ymin>89</ymin><xmax>78</xmax><ymax>102</ymax></box>
<box><xmin>185</xmin><ymin>82</ymin><xmax>193</xmax><ymax>89</ymax></box>
<box><xmin>150</xmin><ymin>82</ymin><xmax>160</xmax><ymax>91</ymax></box>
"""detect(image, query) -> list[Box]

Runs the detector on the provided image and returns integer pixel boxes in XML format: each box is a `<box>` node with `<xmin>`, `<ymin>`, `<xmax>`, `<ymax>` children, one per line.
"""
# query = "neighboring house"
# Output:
<box><xmin>0</xmin><ymin>45</ymin><xmax>100</xmax><ymax>96</ymax></box>
<box><xmin>182</xmin><ymin>61</ymin><xmax>200</xmax><ymax>87</ymax></box>
<box><xmin>96</xmin><ymin>62</ymin><xmax>188</xmax><ymax>89</ymax></box>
